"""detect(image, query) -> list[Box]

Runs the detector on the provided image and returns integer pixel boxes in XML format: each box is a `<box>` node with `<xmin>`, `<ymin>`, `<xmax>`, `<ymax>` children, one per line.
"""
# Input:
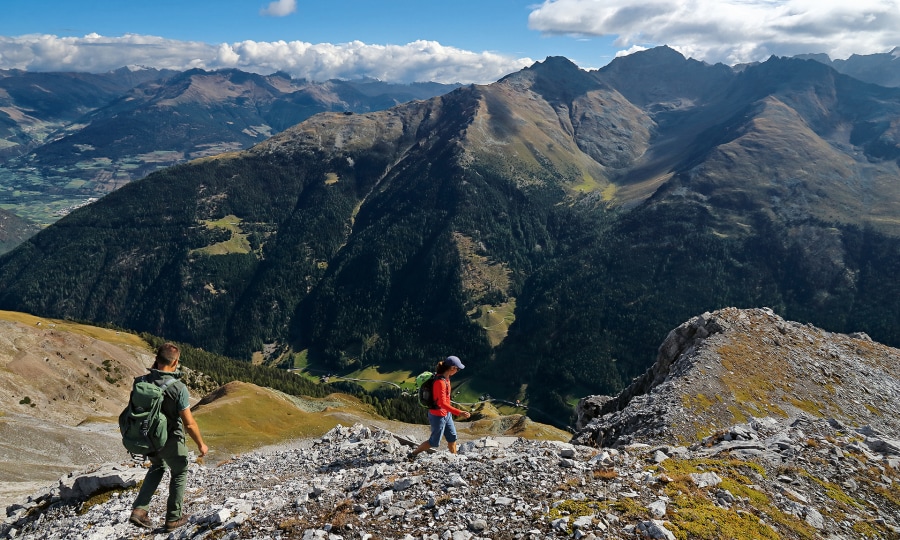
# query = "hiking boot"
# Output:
<box><xmin>164</xmin><ymin>514</ymin><xmax>190</xmax><ymax>531</ymax></box>
<box><xmin>129</xmin><ymin>508</ymin><xmax>153</xmax><ymax>529</ymax></box>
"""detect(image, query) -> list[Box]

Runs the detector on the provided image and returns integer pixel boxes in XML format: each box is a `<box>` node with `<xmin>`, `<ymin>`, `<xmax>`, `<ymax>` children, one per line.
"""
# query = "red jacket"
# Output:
<box><xmin>429</xmin><ymin>377</ymin><xmax>462</xmax><ymax>417</ymax></box>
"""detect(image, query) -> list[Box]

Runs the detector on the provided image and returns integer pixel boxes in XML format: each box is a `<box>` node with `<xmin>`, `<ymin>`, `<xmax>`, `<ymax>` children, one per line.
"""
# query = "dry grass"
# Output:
<box><xmin>463</xmin><ymin>403</ymin><xmax>570</xmax><ymax>442</ymax></box>
<box><xmin>0</xmin><ymin>310</ymin><xmax>149</xmax><ymax>350</ymax></box>
<box><xmin>465</xmin><ymin>85</ymin><xmax>612</xmax><ymax>199</ymax></box>
<box><xmin>592</xmin><ymin>468</ymin><xmax>618</xmax><ymax>481</ymax></box>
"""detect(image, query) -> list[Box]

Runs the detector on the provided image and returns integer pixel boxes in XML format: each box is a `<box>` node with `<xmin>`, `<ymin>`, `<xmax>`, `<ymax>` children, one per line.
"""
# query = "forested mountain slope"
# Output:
<box><xmin>0</xmin><ymin>47</ymin><xmax>898</xmax><ymax>422</ymax></box>
<box><xmin>0</xmin><ymin>209</ymin><xmax>38</xmax><ymax>254</ymax></box>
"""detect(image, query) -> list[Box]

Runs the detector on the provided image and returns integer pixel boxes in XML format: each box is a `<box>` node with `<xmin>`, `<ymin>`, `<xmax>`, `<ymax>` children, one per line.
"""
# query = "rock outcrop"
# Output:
<box><xmin>573</xmin><ymin>307</ymin><xmax>900</xmax><ymax>448</ymax></box>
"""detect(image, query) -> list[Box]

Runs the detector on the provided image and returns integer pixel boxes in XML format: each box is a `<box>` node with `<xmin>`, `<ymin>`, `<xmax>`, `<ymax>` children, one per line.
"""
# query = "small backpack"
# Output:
<box><xmin>415</xmin><ymin>371</ymin><xmax>445</xmax><ymax>409</ymax></box>
<box><xmin>119</xmin><ymin>376</ymin><xmax>177</xmax><ymax>456</ymax></box>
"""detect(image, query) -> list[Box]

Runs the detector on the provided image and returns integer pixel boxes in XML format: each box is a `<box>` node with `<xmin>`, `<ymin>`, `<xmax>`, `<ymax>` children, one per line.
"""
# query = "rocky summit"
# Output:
<box><xmin>3</xmin><ymin>417</ymin><xmax>899</xmax><ymax>539</ymax></box>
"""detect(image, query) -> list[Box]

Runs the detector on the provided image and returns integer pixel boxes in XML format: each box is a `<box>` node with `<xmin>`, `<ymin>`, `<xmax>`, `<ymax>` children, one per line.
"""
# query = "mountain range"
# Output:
<box><xmin>0</xmin><ymin>46</ymin><xmax>899</xmax><ymax>423</ymax></box>
<box><xmin>796</xmin><ymin>47</ymin><xmax>900</xmax><ymax>88</ymax></box>
<box><xmin>1</xmin><ymin>48</ymin><xmax>898</xmax><ymax>235</ymax></box>
<box><xmin>0</xmin><ymin>67</ymin><xmax>459</xmax><ymax>228</ymax></box>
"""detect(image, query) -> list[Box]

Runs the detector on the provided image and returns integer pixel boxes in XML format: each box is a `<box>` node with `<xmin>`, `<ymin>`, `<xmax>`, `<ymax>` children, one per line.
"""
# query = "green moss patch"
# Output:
<box><xmin>660</xmin><ymin>458</ymin><xmax>818</xmax><ymax>540</ymax></box>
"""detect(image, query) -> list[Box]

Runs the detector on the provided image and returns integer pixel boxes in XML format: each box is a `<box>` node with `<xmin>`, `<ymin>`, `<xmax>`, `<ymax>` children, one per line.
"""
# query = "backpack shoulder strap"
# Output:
<box><xmin>155</xmin><ymin>377</ymin><xmax>180</xmax><ymax>402</ymax></box>
<box><xmin>432</xmin><ymin>375</ymin><xmax>448</xmax><ymax>392</ymax></box>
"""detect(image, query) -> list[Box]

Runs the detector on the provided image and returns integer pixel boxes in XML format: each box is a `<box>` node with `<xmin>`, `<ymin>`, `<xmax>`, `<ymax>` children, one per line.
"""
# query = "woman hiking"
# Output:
<box><xmin>408</xmin><ymin>355</ymin><xmax>471</xmax><ymax>460</ymax></box>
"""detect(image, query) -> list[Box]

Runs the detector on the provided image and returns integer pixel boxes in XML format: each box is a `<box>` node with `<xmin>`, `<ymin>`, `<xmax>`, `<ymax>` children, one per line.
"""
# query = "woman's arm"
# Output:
<box><xmin>434</xmin><ymin>378</ymin><xmax>463</xmax><ymax>416</ymax></box>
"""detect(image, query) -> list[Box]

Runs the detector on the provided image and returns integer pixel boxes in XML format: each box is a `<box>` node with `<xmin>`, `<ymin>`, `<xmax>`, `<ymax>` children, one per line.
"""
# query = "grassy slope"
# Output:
<box><xmin>0</xmin><ymin>310</ymin><xmax>149</xmax><ymax>350</ymax></box>
<box><xmin>190</xmin><ymin>381</ymin><xmax>375</xmax><ymax>461</ymax></box>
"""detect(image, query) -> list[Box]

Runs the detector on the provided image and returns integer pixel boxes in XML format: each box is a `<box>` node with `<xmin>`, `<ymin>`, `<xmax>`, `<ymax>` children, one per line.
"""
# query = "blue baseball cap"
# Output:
<box><xmin>445</xmin><ymin>355</ymin><xmax>465</xmax><ymax>369</ymax></box>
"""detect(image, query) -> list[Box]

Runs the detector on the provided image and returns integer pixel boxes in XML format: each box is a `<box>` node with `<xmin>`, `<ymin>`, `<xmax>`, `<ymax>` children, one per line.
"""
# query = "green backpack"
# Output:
<box><xmin>119</xmin><ymin>376</ymin><xmax>177</xmax><ymax>456</ymax></box>
<box><xmin>415</xmin><ymin>371</ymin><xmax>445</xmax><ymax>409</ymax></box>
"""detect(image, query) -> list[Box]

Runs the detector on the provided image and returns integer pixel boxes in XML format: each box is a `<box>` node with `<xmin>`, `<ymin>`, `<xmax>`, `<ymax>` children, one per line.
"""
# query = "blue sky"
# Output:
<box><xmin>1</xmin><ymin>0</ymin><xmax>898</xmax><ymax>83</ymax></box>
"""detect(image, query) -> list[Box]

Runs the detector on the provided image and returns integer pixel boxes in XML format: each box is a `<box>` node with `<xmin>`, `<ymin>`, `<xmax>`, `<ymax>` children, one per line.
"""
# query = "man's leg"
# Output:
<box><xmin>132</xmin><ymin>456</ymin><xmax>166</xmax><ymax>512</ymax></box>
<box><xmin>163</xmin><ymin>453</ymin><xmax>190</xmax><ymax>523</ymax></box>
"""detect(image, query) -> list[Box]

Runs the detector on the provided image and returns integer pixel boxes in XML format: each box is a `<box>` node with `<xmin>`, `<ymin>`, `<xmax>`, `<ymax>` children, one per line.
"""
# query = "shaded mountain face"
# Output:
<box><xmin>0</xmin><ymin>68</ymin><xmax>460</xmax><ymax>226</ymax></box>
<box><xmin>0</xmin><ymin>208</ymin><xmax>39</xmax><ymax>255</ymax></box>
<box><xmin>0</xmin><ymin>67</ymin><xmax>173</xmax><ymax>157</ymax></box>
<box><xmin>0</xmin><ymin>66</ymin><xmax>178</xmax><ymax>206</ymax></box>
<box><xmin>1</xmin><ymin>48</ymin><xmax>899</xmax><ymax>423</ymax></box>
<box><xmin>595</xmin><ymin>45</ymin><xmax>734</xmax><ymax>110</ymax></box>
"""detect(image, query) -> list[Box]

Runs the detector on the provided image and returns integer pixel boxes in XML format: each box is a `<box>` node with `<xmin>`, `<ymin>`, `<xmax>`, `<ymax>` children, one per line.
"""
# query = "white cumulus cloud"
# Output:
<box><xmin>528</xmin><ymin>0</ymin><xmax>900</xmax><ymax>64</ymax></box>
<box><xmin>0</xmin><ymin>34</ymin><xmax>213</xmax><ymax>72</ymax></box>
<box><xmin>0</xmin><ymin>34</ymin><xmax>533</xmax><ymax>84</ymax></box>
<box><xmin>260</xmin><ymin>0</ymin><xmax>297</xmax><ymax>17</ymax></box>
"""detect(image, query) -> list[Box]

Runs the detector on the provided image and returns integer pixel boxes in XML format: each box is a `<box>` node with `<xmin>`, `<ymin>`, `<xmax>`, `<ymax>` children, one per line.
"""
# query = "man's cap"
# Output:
<box><xmin>445</xmin><ymin>355</ymin><xmax>465</xmax><ymax>369</ymax></box>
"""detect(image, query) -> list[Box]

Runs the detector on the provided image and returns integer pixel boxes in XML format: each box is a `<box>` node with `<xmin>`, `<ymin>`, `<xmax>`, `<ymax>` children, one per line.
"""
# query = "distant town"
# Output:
<box><xmin>52</xmin><ymin>198</ymin><xmax>98</xmax><ymax>217</ymax></box>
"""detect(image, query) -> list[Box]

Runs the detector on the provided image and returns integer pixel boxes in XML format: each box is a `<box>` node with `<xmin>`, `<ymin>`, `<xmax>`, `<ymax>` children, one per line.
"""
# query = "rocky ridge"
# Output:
<box><xmin>574</xmin><ymin>307</ymin><xmax>900</xmax><ymax>448</ymax></box>
<box><xmin>3</xmin><ymin>418</ymin><xmax>899</xmax><ymax>540</ymax></box>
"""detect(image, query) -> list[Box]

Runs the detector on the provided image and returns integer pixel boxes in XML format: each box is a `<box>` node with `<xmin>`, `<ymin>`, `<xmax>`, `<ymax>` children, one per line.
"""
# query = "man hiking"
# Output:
<box><xmin>129</xmin><ymin>343</ymin><xmax>208</xmax><ymax>531</ymax></box>
<box><xmin>409</xmin><ymin>355</ymin><xmax>471</xmax><ymax>460</ymax></box>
